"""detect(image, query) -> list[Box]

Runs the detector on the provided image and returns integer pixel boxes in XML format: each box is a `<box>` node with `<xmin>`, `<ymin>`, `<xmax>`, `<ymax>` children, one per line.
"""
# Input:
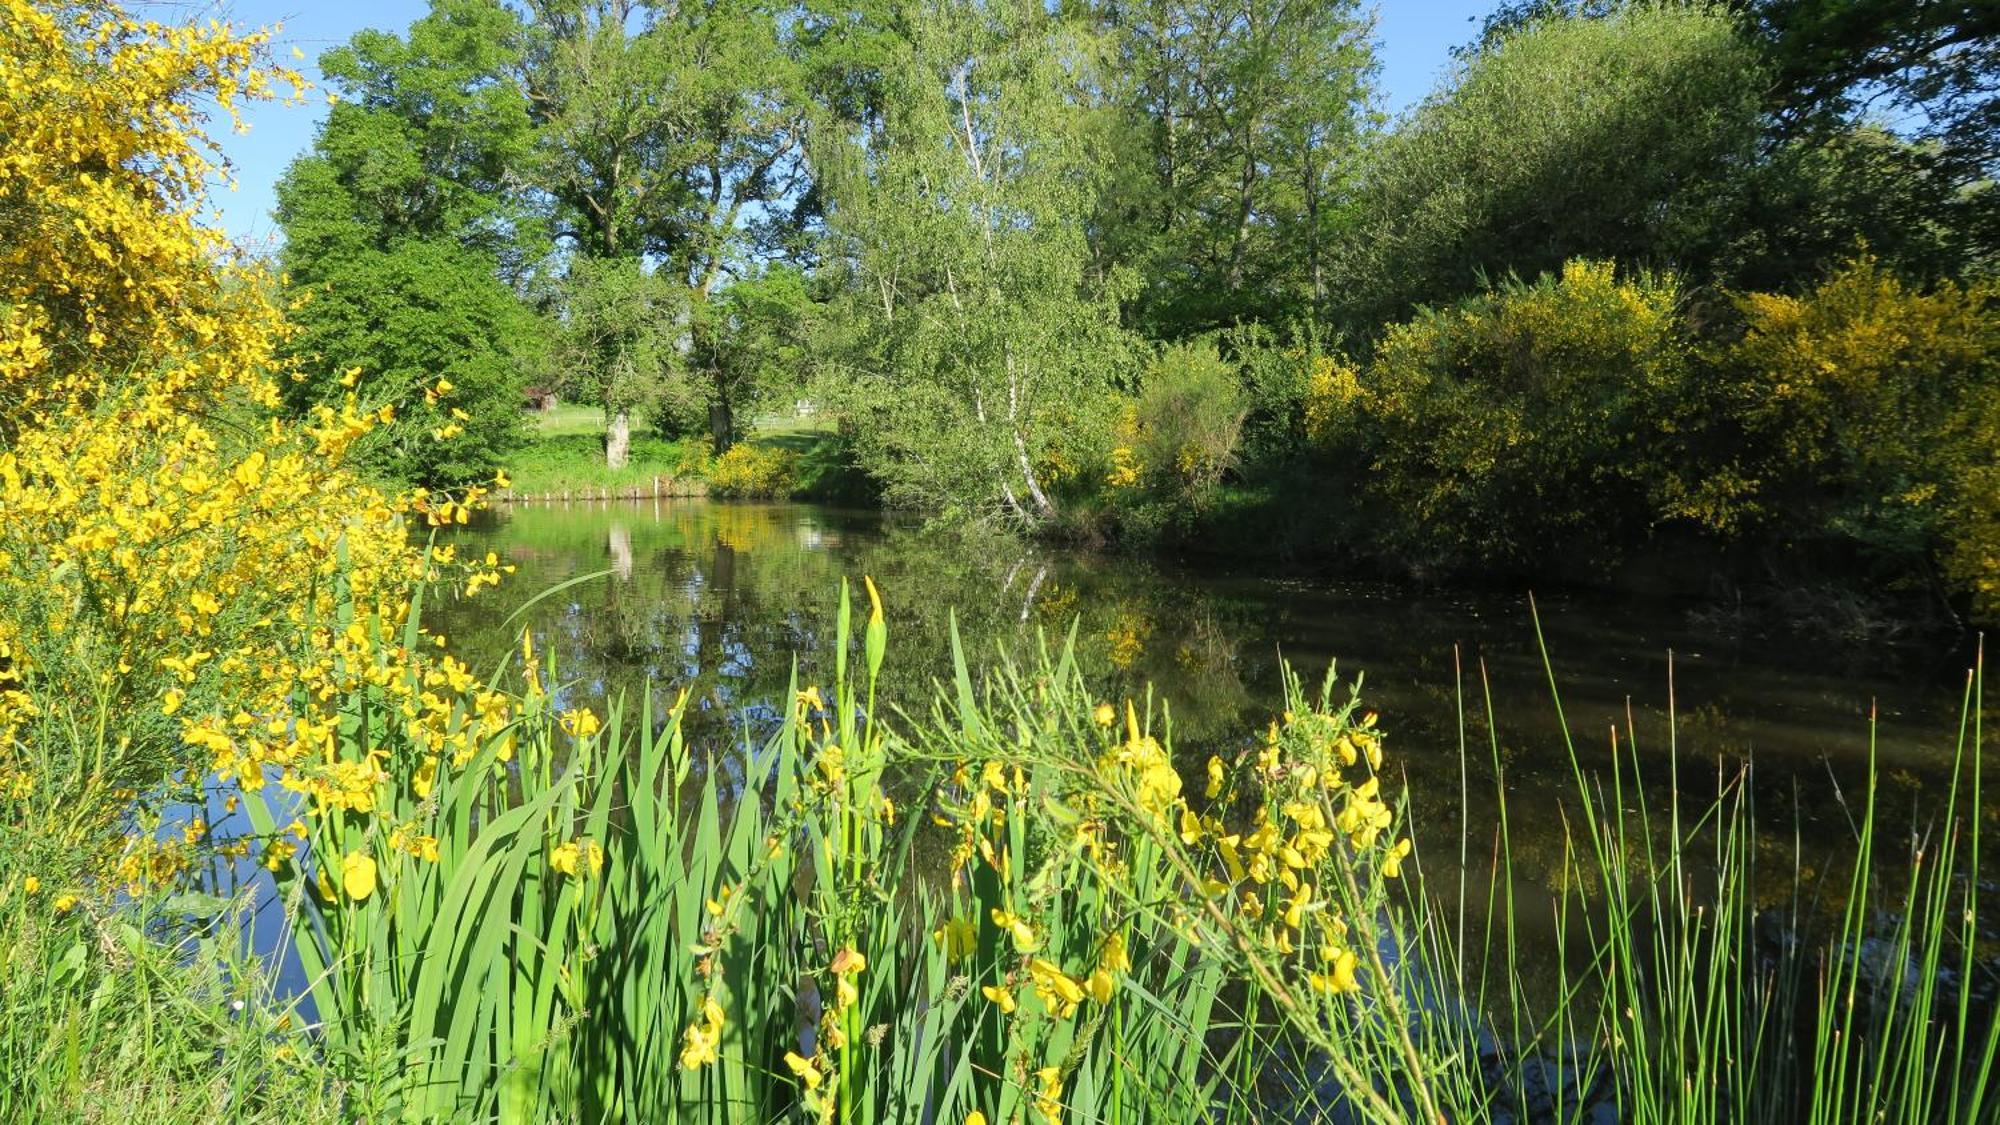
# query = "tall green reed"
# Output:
<box><xmin>236</xmin><ymin>576</ymin><xmax>1995</xmax><ymax>1123</ymax></box>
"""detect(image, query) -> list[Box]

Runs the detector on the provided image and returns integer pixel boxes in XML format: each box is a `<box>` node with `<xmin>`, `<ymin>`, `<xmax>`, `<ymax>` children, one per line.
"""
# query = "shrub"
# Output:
<box><xmin>1720</xmin><ymin>255</ymin><xmax>2000</xmax><ymax>618</ymax></box>
<box><xmin>1361</xmin><ymin>259</ymin><xmax>1701</xmax><ymax>568</ymax></box>
<box><xmin>705</xmin><ymin>442</ymin><xmax>797</xmax><ymax>498</ymax></box>
<box><xmin>1129</xmin><ymin>341</ymin><xmax>1248</xmax><ymax>504</ymax></box>
<box><xmin>1223</xmin><ymin>321</ymin><xmax>1349</xmax><ymax>465</ymax></box>
<box><xmin>0</xmin><ymin>0</ymin><xmax>509</xmax><ymax>910</ymax></box>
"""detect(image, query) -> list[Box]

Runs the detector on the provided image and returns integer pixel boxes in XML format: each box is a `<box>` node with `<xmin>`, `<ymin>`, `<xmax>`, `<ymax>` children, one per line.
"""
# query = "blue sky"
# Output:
<box><xmin>200</xmin><ymin>0</ymin><xmax>1493</xmax><ymax>250</ymax></box>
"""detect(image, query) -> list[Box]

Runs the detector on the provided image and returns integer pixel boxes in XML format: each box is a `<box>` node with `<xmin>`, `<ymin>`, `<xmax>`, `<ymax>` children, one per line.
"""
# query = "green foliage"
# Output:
<box><xmin>705</xmin><ymin>441</ymin><xmax>798</xmax><ymax>498</ymax></box>
<box><xmin>1334</xmin><ymin>4</ymin><xmax>1765</xmax><ymax>327</ymax></box>
<box><xmin>1222</xmin><ymin>321</ymin><xmax>1347</xmax><ymax>466</ymax></box>
<box><xmin>1095</xmin><ymin>0</ymin><xmax>1377</xmax><ymax>334</ymax></box>
<box><xmin>1359</xmin><ymin>259</ymin><xmax>1699</xmax><ymax>569</ymax></box>
<box><xmin>274</xmin><ymin>0</ymin><xmax>542</xmax><ymax>485</ymax></box>
<box><xmin>289</xmin><ymin>0</ymin><xmax>537</xmax><ymax>258</ymax></box>
<box><xmin>1718</xmin><ymin>256</ymin><xmax>2000</xmax><ymax>616</ymax></box>
<box><xmin>686</xmin><ymin>266</ymin><xmax>813</xmax><ymax>450</ymax></box>
<box><xmin>1752</xmin><ymin>0</ymin><xmax>2000</xmax><ymax>213</ymax></box>
<box><xmin>814</xmin><ymin>0</ymin><xmax>1137</xmax><ymax>525</ymax></box>
<box><xmin>0</xmin><ymin>886</ymin><xmax>333</xmax><ymax>1124</ymax></box>
<box><xmin>91</xmin><ymin>586</ymin><xmax>2000</xmax><ymax>1121</ymax></box>
<box><xmin>1127</xmin><ymin>340</ymin><xmax>1247</xmax><ymax>504</ymax></box>
<box><xmin>542</xmin><ymin>257</ymin><xmax>686</xmax><ymax>430</ymax></box>
<box><xmin>279</xmin><ymin>237</ymin><xmax>537</xmax><ymax>485</ymax></box>
<box><xmin>1719</xmin><ymin>125</ymin><xmax>1992</xmax><ymax>290</ymax></box>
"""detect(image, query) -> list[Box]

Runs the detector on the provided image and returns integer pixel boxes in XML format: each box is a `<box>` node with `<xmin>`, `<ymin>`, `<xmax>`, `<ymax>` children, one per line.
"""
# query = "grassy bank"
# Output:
<box><xmin>501</xmin><ymin>408</ymin><xmax>874</xmax><ymax>503</ymax></box>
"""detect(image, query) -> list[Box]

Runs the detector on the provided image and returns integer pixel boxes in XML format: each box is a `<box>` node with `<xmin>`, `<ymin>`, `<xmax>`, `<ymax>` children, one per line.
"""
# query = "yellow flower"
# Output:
<box><xmin>830</xmin><ymin>945</ymin><xmax>866</xmax><ymax>1011</ymax></box>
<box><xmin>966</xmin><ymin>1113</ymin><xmax>988</xmax><ymax>1125</ymax></box>
<box><xmin>558</xmin><ymin>708</ymin><xmax>600</xmax><ymax>738</ymax></box>
<box><xmin>340</xmin><ymin>851</ymin><xmax>376</xmax><ymax>901</ymax></box>
<box><xmin>990</xmin><ymin>907</ymin><xmax>1040</xmax><ymax>951</ymax></box>
<box><xmin>1205</xmin><ymin>755</ymin><xmax>1225</xmax><ymax>798</ymax></box>
<box><xmin>53</xmin><ymin>893</ymin><xmax>78</xmax><ymax>913</ymax></box>
<box><xmin>1381</xmin><ymin>837</ymin><xmax>1413</xmax><ymax>879</ymax></box>
<box><xmin>412</xmin><ymin>758</ymin><xmax>437</xmax><ymax>800</ymax></box>
<box><xmin>680</xmin><ymin>997</ymin><xmax>725</xmax><ymax>1070</ymax></box>
<box><xmin>932</xmin><ymin>915</ymin><xmax>977</xmax><ymax>961</ymax></box>
<box><xmin>1099</xmin><ymin>930</ymin><xmax>1131</xmax><ymax>974</ymax></box>
<box><xmin>981</xmin><ymin>983</ymin><xmax>1018</xmax><ymax>1014</ymax></box>
<box><xmin>1086</xmin><ymin>967</ymin><xmax>1115</xmax><ymax>1005</ymax></box>
<box><xmin>550</xmin><ymin>838</ymin><xmax>603</xmax><ymax>878</ymax></box>
<box><xmin>22</xmin><ymin>875</ymin><xmax>40</xmax><ymax>895</ymax></box>
<box><xmin>1310</xmin><ymin>948</ymin><xmax>1361</xmax><ymax>994</ymax></box>
<box><xmin>1028</xmin><ymin>957</ymin><xmax>1085</xmax><ymax>1018</ymax></box>
<box><xmin>1035</xmin><ymin>1065</ymin><xmax>1065</xmax><ymax>1122</ymax></box>
<box><xmin>1092</xmin><ymin>702</ymin><xmax>1116</xmax><ymax>728</ymax></box>
<box><xmin>783</xmin><ymin>1050</ymin><xmax>822</xmax><ymax>1091</ymax></box>
<box><xmin>863</xmin><ymin>574</ymin><xmax>884</xmax><ymax>627</ymax></box>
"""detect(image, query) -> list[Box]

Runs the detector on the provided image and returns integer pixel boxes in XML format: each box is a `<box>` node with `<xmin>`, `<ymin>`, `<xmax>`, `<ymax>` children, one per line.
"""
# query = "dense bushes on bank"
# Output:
<box><xmin>1065</xmin><ymin>256</ymin><xmax>1998</xmax><ymax>623</ymax></box>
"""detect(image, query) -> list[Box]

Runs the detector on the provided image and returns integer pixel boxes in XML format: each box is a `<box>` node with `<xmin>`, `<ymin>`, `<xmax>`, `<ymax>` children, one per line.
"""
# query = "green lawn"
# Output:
<box><xmin>530</xmin><ymin>403</ymin><xmax>659</xmax><ymax>439</ymax></box>
<box><xmin>502</xmin><ymin>408</ymin><xmax>859</xmax><ymax>499</ymax></box>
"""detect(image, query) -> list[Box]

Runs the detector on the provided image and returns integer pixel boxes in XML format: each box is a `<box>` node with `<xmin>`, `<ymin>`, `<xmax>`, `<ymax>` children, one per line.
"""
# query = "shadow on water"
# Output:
<box><xmin>184</xmin><ymin>497</ymin><xmax>1991</xmax><ymax>1111</ymax></box>
<box><xmin>433</xmin><ymin>497</ymin><xmax>1977</xmax><ymax>825</ymax></box>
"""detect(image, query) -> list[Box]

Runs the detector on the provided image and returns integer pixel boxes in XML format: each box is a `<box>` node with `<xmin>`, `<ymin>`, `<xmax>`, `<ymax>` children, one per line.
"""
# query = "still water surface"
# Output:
<box><xmin>434</xmin><ymin>498</ymin><xmax>1981</xmax><ymax>852</ymax></box>
<box><xmin>211</xmin><ymin>497</ymin><xmax>1984</xmax><ymax>1018</ymax></box>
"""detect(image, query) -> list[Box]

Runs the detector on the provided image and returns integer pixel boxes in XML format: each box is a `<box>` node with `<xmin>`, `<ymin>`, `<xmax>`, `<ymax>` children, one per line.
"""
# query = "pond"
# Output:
<box><xmin>432</xmin><ymin>499</ymin><xmax>1981</xmax><ymax>848</ymax></box>
<box><xmin>424</xmin><ymin>498</ymin><xmax>1998</xmax><ymax>1016</ymax></box>
<box><xmin>204</xmin><ymin>497</ymin><xmax>1987</xmax><ymax>1044</ymax></box>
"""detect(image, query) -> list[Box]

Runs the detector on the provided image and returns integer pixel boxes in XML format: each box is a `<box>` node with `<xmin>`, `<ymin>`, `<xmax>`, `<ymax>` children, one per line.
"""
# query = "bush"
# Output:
<box><xmin>1223</xmin><ymin>322</ymin><xmax>1348</xmax><ymax>466</ymax></box>
<box><xmin>1720</xmin><ymin>256</ymin><xmax>2000</xmax><ymax>618</ymax></box>
<box><xmin>1128</xmin><ymin>341</ymin><xmax>1248</xmax><ymax>504</ymax></box>
<box><xmin>1361</xmin><ymin>259</ymin><xmax>1701</xmax><ymax>569</ymax></box>
<box><xmin>0</xmin><ymin>0</ymin><xmax>511</xmax><ymax>961</ymax></box>
<box><xmin>705</xmin><ymin>442</ymin><xmax>798</xmax><ymax>498</ymax></box>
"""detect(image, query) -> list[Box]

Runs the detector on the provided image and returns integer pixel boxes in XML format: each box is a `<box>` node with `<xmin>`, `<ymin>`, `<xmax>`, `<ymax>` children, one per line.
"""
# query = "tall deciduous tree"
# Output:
<box><xmin>815</xmin><ymin>0</ymin><xmax>1135</xmax><ymax>524</ymax></box>
<box><xmin>1094</xmin><ymin>0</ymin><xmax>1377</xmax><ymax>334</ymax></box>
<box><xmin>523</xmin><ymin>0</ymin><xmax>808</xmax><ymax>460</ymax></box>
<box><xmin>1332</xmin><ymin>4</ymin><xmax>1766</xmax><ymax>329</ymax></box>
<box><xmin>276</xmin><ymin>0</ymin><xmax>542</xmax><ymax>484</ymax></box>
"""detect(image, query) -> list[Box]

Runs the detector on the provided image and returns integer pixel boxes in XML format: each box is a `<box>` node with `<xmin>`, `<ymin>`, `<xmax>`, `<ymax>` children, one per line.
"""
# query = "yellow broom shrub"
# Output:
<box><xmin>0</xmin><ymin>0</ymin><xmax>509</xmax><ymax>889</ymax></box>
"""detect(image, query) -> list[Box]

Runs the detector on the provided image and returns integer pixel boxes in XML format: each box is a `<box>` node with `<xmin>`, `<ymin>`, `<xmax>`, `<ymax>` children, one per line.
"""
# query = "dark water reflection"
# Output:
<box><xmin>436</xmin><ymin>499</ymin><xmax>1987</xmax><ymax>882</ymax></box>
<box><xmin>433</xmin><ymin>500</ymin><xmax>2000</xmax><ymax>1037</ymax></box>
<box><xmin>439</xmin><ymin>498</ymin><xmax>1973</xmax><ymax>774</ymax></box>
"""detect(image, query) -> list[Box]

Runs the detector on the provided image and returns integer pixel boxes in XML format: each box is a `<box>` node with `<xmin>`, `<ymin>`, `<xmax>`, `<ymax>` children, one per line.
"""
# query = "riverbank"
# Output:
<box><xmin>500</xmin><ymin>409</ymin><xmax>875</xmax><ymax>504</ymax></box>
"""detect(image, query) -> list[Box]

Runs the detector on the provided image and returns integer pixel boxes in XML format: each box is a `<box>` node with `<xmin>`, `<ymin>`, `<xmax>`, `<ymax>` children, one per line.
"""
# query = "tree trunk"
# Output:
<box><xmin>709</xmin><ymin>397</ymin><xmax>733</xmax><ymax>455</ymax></box>
<box><xmin>606</xmin><ymin>409</ymin><xmax>631</xmax><ymax>469</ymax></box>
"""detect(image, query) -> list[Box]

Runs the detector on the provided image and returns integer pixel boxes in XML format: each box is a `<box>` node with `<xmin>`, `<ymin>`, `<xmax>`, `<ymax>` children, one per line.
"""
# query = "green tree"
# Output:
<box><xmin>1753</xmin><ymin>1</ymin><xmax>2000</xmax><ymax>189</ymax></box>
<box><xmin>524</xmin><ymin>0</ymin><xmax>809</xmax><ymax>461</ymax></box>
<box><xmin>1718</xmin><ymin>124</ymin><xmax>1989</xmax><ymax>290</ymax></box>
<box><xmin>815</xmin><ymin>0</ymin><xmax>1137</xmax><ymax>524</ymax></box>
<box><xmin>1094</xmin><ymin>0</ymin><xmax>1377</xmax><ymax>334</ymax></box>
<box><xmin>543</xmin><ymin>255</ymin><xmax>685</xmax><ymax>468</ymax></box>
<box><xmin>1463</xmin><ymin>0</ymin><xmax>1998</xmax><ymax>281</ymax></box>
<box><xmin>1332</xmin><ymin>4</ymin><xmax>1765</xmax><ymax>328</ymax></box>
<box><xmin>275</xmin><ymin>0</ymin><xmax>542</xmax><ymax>484</ymax></box>
<box><xmin>278</xmin><ymin>231</ymin><xmax>541</xmax><ymax>485</ymax></box>
<box><xmin>688</xmin><ymin>265</ymin><xmax>812</xmax><ymax>450</ymax></box>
